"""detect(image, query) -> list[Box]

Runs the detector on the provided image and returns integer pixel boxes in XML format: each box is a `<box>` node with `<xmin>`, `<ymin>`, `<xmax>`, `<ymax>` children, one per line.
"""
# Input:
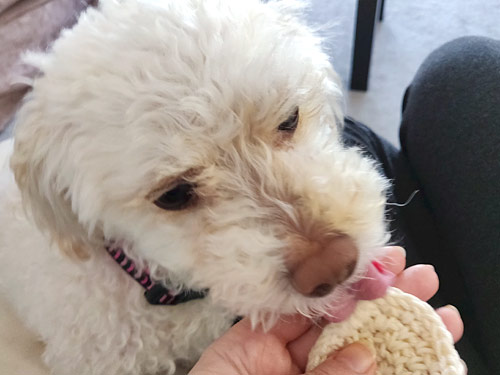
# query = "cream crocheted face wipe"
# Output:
<box><xmin>307</xmin><ymin>287</ymin><xmax>466</xmax><ymax>375</ymax></box>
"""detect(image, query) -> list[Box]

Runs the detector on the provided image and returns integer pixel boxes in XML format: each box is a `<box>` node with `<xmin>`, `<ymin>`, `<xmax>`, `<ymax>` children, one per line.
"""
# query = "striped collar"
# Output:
<box><xmin>105</xmin><ymin>244</ymin><xmax>207</xmax><ymax>305</ymax></box>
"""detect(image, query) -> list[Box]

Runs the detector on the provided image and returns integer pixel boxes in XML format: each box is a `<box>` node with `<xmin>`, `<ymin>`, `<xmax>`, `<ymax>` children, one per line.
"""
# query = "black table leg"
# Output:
<box><xmin>350</xmin><ymin>0</ymin><xmax>378</xmax><ymax>91</ymax></box>
<box><xmin>379</xmin><ymin>0</ymin><xmax>385</xmax><ymax>21</ymax></box>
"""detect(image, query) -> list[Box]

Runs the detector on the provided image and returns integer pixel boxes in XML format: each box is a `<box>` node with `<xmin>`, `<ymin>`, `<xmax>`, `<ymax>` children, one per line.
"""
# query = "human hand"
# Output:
<box><xmin>189</xmin><ymin>247</ymin><xmax>464</xmax><ymax>375</ymax></box>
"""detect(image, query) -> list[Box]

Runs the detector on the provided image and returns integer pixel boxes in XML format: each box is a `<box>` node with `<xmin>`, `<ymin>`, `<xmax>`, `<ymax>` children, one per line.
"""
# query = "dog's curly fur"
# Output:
<box><xmin>0</xmin><ymin>0</ymin><xmax>389</xmax><ymax>374</ymax></box>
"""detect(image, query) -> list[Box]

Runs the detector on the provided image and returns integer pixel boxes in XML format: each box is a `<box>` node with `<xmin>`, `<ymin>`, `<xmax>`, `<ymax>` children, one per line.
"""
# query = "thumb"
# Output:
<box><xmin>305</xmin><ymin>343</ymin><xmax>376</xmax><ymax>375</ymax></box>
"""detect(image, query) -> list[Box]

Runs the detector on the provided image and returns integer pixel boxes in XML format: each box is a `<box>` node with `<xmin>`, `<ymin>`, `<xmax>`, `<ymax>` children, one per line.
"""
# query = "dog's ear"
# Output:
<box><xmin>10</xmin><ymin>102</ymin><xmax>92</xmax><ymax>260</ymax></box>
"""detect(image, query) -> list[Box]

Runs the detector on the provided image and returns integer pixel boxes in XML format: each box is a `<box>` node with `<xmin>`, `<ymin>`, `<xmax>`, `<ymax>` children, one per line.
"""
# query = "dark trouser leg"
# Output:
<box><xmin>400</xmin><ymin>36</ymin><xmax>500</xmax><ymax>374</ymax></box>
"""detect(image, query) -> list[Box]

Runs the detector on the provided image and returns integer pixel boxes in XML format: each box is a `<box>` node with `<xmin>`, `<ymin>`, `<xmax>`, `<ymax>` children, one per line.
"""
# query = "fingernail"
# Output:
<box><xmin>445</xmin><ymin>304</ymin><xmax>459</xmax><ymax>313</ymax></box>
<box><xmin>392</xmin><ymin>246</ymin><xmax>406</xmax><ymax>257</ymax></box>
<box><xmin>336</xmin><ymin>343</ymin><xmax>375</xmax><ymax>373</ymax></box>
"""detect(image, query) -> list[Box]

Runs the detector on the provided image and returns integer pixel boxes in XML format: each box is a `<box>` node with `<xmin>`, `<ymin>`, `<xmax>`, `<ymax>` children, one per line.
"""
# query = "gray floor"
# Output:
<box><xmin>2</xmin><ymin>0</ymin><xmax>500</xmax><ymax>146</ymax></box>
<box><xmin>313</xmin><ymin>0</ymin><xmax>500</xmax><ymax>146</ymax></box>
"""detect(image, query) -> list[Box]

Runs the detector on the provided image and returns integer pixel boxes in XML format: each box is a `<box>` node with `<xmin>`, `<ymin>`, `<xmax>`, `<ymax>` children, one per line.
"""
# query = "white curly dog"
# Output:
<box><xmin>0</xmin><ymin>0</ymin><xmax>390</xmax><ymax>374</ymax></box>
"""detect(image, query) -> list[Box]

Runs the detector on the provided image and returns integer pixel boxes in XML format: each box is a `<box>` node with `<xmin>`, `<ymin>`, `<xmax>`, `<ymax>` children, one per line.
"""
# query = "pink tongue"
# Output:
<box><xmin>324</xmin><ymin>261</ymin><xmax>394</xmax><ymax>322</ymax></box>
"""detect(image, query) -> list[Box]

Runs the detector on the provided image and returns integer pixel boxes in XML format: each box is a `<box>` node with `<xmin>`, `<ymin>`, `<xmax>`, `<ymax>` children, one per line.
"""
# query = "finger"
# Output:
<box><xmin>233</xmin><ymin>315</ymin><xmax>313</xmax><ymax>344</ymax></box>
<box><xmin>436</xmin><ymin>305</ymin><xmax>464</xmax><ymax>343</ymax></box>
<box><xmin>266</xmin><ymin>315</ymin><xmax>316</xmax><ymax>344</ymax></box>
<box><xmin>393</xmin><ymin>264</ymin><xmax>439</xmax><ymax>301</ymax></box>
<box><xmin>377</xmin><ymin>246</ymin><xmax>406</xmax><ymax>275</ymax></box>
<box><xmin>287</xmin><ymin>323</ymin><xmax>324</xmax><ymax>371</ymax></box>
<box><xmin>306</xmin><ymin>342</ymin><xmax>376</xmax><ymax>375</ymax></box>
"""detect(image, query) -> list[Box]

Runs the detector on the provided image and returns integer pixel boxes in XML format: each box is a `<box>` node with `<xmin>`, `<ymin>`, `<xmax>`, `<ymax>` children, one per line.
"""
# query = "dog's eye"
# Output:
<box><xmin>154</xmin><ymin>183</ymin><xmax>196</xmax><ymax>211</ymax></box>
<box><xmin>278</xmin><ymin>107</ymin><xmax>299</xmax><ymax>132</ymax></box>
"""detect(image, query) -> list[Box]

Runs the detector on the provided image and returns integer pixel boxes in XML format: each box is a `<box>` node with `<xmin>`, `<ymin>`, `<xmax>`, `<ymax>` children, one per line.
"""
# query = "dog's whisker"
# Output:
<box><xmin>386</xmin><ymin>190</ymin><xmax>420</xmax><ymax>207</ymax></box>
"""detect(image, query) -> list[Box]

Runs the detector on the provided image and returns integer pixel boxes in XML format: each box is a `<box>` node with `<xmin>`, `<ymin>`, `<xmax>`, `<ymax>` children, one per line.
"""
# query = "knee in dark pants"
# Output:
<box><xmin>398</xmin><ymin>36</ymin><xmax>500</xmax><ymax>375</ymax></box>
<box><xmin>416</xmin><ymin>36</ymin><xmax>500</xmax><ymax>87</ymax></box>
<box><xmin>400</xmin><ymin>36</ymin><xmax>500</xmax><ymax>149</ymax></box>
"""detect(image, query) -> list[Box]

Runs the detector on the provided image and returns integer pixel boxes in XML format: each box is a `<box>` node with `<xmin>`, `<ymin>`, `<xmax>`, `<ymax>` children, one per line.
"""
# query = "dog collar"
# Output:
<box><xmin>105</xmin><ymin>244</ymin><xmax>207</xmax><ymax>305</ymax></box>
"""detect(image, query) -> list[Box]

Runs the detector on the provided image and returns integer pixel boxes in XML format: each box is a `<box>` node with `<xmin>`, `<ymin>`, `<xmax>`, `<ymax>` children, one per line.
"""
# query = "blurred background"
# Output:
<box><xmin>308</xmin><ymin>0</ymin><xmax>500</xmax><ymax>146</ymax></box>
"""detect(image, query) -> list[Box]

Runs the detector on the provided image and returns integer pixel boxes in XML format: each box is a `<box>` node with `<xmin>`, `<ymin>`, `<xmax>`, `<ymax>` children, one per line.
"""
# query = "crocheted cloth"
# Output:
<box><xmin>307</xmin><ymin>287</ymin><xmax>465</xmax><ymax>375</ymax></box>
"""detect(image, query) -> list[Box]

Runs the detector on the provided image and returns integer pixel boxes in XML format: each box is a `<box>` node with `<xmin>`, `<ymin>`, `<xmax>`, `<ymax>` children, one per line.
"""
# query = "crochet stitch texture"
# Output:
<box><xmin>307</xmin><ymin>287</ymin><xmax>465</xmax><ymax>375</ymax></box>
